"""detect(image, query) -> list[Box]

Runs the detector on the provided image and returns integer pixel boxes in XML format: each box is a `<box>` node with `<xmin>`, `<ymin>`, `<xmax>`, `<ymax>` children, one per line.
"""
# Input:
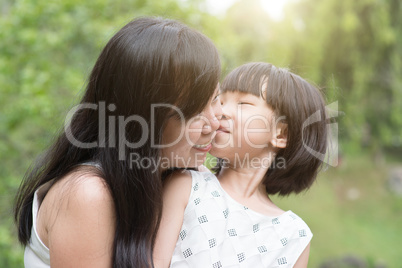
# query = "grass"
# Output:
<box><xmin>271</xmin><ymin>151</ymin><xmax>402</xmax><ymax>267</ymax></box>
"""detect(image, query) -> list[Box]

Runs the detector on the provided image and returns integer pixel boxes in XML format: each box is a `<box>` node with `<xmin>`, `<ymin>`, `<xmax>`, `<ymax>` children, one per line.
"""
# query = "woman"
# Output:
<box><xmin>14</xmin><ymin>17</ymin><xmax>222</xmax><ymax>267</ymax></box>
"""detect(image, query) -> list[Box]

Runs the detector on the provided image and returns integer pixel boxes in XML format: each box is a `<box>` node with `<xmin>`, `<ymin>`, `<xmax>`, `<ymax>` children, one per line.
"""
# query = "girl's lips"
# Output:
<box><xmin>217</xmin><ymin>126</ymin><xmax>230</xmax><ymax>133</ymax></box>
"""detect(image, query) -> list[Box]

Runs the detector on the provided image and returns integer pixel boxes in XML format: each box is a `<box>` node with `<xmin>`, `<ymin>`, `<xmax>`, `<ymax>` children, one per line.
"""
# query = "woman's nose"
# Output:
<box><xmin>201</xmin><ymin>116</ymin><xmax>219</xmax><ymax>134</ymax></box>
<box><xmin>201</xmin><ymin>108</ymin><xmax>221</xmax><ymax>135</ymax></box>
<box><xmin>214</xmin><ymin>99</ymin><xmax>223</xmax><ymax>121</ymax></box>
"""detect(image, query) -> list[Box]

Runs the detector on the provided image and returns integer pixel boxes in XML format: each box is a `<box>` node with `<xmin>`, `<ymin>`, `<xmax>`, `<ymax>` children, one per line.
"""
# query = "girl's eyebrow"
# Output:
<box><xmin>239</xmin><ymin>94</ymin><xmax>259</xmax><ymax>100</ymax></box>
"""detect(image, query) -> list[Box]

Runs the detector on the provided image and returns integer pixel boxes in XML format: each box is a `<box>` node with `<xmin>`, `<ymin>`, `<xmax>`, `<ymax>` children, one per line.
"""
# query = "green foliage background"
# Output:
<box><xmin>1</xmin><ymin>0</ymin><xmax>401</xmax><ymax>266</ymax></box>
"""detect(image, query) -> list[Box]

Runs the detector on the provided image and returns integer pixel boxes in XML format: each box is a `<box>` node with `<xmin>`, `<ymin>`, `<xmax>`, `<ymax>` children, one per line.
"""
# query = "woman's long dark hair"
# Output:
<box><xmin>14</xmin><ymin>17</ymin><xmax>220</xmax><ymax>267</ymax></box>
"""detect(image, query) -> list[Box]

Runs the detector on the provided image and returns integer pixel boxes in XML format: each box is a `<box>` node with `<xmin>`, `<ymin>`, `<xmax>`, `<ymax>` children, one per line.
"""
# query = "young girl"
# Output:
<box><xmin>154</xmin><ymin>62</ymin><xmax>328</xmax><ymax>267</ymax></box>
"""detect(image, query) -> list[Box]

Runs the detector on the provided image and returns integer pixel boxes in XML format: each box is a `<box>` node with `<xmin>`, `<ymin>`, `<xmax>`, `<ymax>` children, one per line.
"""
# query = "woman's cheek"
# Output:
<box><xmin>185</xmin><ymin>122</ymin><xmax>203</xmax><ymax>144</ymax></box>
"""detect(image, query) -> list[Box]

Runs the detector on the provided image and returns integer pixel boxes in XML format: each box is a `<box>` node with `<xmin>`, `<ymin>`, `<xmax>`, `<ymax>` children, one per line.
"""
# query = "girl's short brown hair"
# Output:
<box><xmin>217</xmin><ymin>62</ymin><xmax>328</xmax><ymax>195</ymax></box>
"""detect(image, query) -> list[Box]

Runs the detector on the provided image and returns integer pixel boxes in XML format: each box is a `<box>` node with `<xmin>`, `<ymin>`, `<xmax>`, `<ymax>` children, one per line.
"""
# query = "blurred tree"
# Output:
<box><xmin>278</xmin><ymin>0</ymin><xmax>402</xmax><ymax>154</ymax></box>
<box><xmin>218</xmin><ymin>0</ymin><xmax>402</xmax><ymax>154</ymax></box>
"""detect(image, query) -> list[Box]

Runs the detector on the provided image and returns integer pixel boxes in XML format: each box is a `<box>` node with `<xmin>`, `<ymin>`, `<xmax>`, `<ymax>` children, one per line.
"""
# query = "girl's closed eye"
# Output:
<box><xmin>238</xmin><ymin>101</ymin><xmax>254</xmax><ymax>106</ymax></box>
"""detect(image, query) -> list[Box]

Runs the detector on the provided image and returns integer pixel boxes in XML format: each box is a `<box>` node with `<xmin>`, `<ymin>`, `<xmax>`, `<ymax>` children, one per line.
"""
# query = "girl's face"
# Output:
<box><xmin>161</xmin><ymin>86</ymin><xmax>222</xmax><ymax>168</ymax></box>
<box><xmin>210</xmin><ymin>91</ymin><xmax>276</xmax><ymax>161</ymax></box>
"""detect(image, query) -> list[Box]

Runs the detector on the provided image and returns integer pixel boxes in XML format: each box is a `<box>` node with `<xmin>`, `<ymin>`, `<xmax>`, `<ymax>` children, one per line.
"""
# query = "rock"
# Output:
<box><xmin>388</xmin><ymin>167</ymin><xmax>402</xmax><ymax>196</ymax></box>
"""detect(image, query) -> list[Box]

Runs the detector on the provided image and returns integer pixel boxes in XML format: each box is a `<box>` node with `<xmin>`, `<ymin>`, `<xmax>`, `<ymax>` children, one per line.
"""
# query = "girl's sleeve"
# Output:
<box><xmin>286</xmin><ymin>214</ymin><xmax>313</xmax><ymax>267</ymax></box>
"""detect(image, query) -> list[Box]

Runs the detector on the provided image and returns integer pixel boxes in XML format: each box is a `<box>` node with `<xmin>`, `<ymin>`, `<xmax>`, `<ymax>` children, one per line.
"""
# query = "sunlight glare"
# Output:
<box><xmin>260</xmin><ymin>0</ymin><xmax>291</xmax><ymax>21</ymax></box>
<box><xmin>204</xmin><ymin>0</ymin><xmax>294</xmax><ymax>20</ymax></box>
<box><xmin>204</xmin><ymin>0</ymin><xmax>237</xmax><ymax>16</ymax></box>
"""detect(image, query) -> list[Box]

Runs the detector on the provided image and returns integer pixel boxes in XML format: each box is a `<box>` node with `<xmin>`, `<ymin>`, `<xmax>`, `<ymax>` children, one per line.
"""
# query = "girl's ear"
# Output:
<box><xmin>271</xmin><ymin>122</ymin><xmax>288</xmax><ymax>148</ymax></box>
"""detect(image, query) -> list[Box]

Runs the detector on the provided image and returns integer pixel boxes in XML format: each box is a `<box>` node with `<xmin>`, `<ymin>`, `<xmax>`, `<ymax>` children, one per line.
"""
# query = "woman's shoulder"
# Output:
<box><xmin>37</xmin><ymin>170</ymin><xmax>115</xmax><ymax>249</ymax></box>
<box><xmin>49</xmin><ymin>170</ymin><xmax>112</xmax><ymax>206</ymax></box>
<box><xmin>36</xmin><ymin>169</ymin><xmax>115</xmax><ymax>266</ymax></box>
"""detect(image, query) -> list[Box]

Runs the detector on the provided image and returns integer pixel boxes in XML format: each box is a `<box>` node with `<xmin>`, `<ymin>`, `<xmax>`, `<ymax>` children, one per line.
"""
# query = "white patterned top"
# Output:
<box><xmin>170</xmin><ymin>170</ymin><xmax>313</xmax><ymax>268</ymax></box>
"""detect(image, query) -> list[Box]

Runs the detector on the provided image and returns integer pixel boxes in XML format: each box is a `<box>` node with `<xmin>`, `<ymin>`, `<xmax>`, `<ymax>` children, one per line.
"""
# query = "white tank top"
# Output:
<box><xmin>170</xmin><ymin>170</ymin><xmax>313</xmax><ymax>267</ymax></box>
<box><xmin>24</xmin><ymin>181</ymin><xmax>51</xmax><ymax>267</ymax></box>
